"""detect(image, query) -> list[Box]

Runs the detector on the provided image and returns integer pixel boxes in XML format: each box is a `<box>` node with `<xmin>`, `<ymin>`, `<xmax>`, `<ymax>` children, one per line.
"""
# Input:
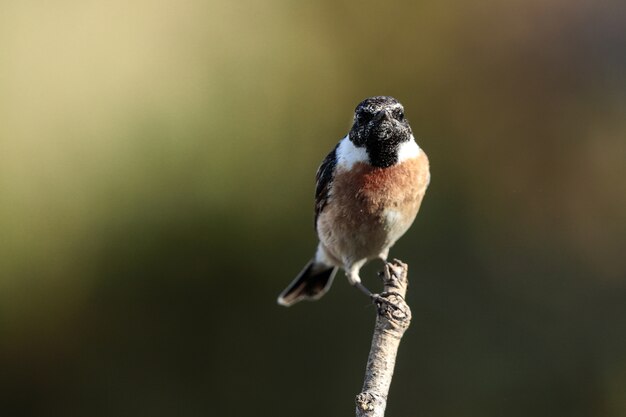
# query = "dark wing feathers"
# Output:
<box><xmin>314</xmin><ymin>143</ymin><xmax>338</xmax><ymax>229</ymax></box>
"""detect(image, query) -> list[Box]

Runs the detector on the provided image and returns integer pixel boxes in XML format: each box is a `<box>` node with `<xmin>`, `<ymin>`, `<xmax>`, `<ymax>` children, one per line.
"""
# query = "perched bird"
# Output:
<box><xmin>277</xmin><ymin>96</ymin><xmax>430</xmax><ymax>307</ymax></box>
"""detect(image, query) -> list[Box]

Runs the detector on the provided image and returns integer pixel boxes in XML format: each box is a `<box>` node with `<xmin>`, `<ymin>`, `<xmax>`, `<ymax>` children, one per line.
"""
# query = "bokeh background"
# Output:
<box><xmin>1</xmin><ymin>1</ymin><xmax>625</xmax><ymax>416</ymax></box>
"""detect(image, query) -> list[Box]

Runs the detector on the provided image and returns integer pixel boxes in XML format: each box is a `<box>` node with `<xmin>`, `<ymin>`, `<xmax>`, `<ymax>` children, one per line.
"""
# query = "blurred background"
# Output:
<box><xmin>1</xmin><ymin>0</ymin><xmax>625</xmax><ymax>416</ymax></box>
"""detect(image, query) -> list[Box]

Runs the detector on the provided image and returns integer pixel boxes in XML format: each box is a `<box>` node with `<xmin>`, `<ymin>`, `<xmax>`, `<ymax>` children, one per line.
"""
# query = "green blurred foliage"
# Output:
<box><xmin>1</xmin><ymin>0</ymin><xmax>625</xmax><ymax>416</ymax></box>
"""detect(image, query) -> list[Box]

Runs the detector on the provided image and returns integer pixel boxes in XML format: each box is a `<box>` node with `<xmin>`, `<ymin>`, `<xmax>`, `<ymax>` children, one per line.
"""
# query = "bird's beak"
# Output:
<box><xmin>375</xmin><ymin>110</ymin><xmax>393</xmax><ymax>123</ymax></box>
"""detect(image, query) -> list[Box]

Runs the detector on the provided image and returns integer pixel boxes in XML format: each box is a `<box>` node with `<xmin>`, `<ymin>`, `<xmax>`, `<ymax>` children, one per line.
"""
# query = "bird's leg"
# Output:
<box><xmin>354</xmin><ymin>281</ymin><xmax>374</xmax><ymax>298</ymax></box>
<box><xmin>346</xmin><ymin>260</ymin><xmax>376</xmax><ymax>299</ymax></box>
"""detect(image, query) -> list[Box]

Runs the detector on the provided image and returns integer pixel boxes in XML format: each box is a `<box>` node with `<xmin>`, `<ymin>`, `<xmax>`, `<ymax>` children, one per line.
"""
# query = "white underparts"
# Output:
<box><xmin>345</xmin><ymin>259</ymin><xmax>367</xmax><ymax>285</ymax></box>
<box><xmin>384</xmin><ymin>209</ymin><xmax>403</xmax><ymax>226</ymax></box>
<box><xmin>336</xmin><ymin>135</ymin><xmax>369</xmax><ymax>169</ymax></box>
<box><xmin>314</xmin><ymin>244</ymin><xmax>335</xmax><ymax>267</ymax></box>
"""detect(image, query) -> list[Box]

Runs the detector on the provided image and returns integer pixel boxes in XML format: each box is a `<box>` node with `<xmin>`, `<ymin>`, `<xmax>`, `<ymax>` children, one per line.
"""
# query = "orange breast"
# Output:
<box><xmin>335</xmin><ymin>152</ymin><xmax>429</xmax><ymax>215</ymax></box>
<box><xmin>317</xmin><ymin>151</ymin><xmax>430</xmax><ymax>263</ymax></box>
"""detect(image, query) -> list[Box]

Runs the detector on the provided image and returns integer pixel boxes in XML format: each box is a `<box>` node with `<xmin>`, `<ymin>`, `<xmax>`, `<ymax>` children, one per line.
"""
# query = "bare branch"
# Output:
<box><xmin>355</xmin><ymin>260</ymin><xmax>411</xmax><ymax>417</ymax></box>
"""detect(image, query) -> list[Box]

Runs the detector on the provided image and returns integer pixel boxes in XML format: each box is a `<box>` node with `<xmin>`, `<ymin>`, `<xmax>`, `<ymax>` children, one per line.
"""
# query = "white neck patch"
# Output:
<box><xmin>336</xmin><ymin>135</ymin><xmax>369</xmax><ymax>169</ymax></box>
<box><xmin>335</xmin><ymin>134</ymin><xmax>421</xmax><ymax>170</ymax></box>
<box><xmin>397</xmin><ymin>135</ymin><xmax>421</xmax><ymax>163</ymax></box>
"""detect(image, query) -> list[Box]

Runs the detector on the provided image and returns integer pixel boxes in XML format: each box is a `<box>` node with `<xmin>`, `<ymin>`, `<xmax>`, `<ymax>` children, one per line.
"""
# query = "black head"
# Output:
<box><xmin>348</xmin><ymin>96</ymin><xmax>412</xmax><ymax>168</ymax></box>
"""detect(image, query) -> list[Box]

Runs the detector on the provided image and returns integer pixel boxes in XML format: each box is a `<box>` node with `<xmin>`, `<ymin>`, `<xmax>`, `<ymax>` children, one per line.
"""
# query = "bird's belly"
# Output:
<box><xmin>317</xmin><ymin>153</ymin><xmax>429</xmax><ymax>265</ymax></box>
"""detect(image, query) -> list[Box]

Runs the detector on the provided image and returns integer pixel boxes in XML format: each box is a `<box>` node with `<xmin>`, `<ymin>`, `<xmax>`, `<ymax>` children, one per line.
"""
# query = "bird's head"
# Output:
<box><xmin>349</xmin><ymin>96</ymin><xmax>413</xmax><ymax>167</ymax></box>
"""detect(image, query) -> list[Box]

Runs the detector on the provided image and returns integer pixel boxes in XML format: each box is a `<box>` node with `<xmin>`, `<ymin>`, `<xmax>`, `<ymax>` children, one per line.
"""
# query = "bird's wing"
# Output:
<box><xmin>314</xmin><ymin>143</ymin><xmax>339</xmax><ymax>230</ymax></box>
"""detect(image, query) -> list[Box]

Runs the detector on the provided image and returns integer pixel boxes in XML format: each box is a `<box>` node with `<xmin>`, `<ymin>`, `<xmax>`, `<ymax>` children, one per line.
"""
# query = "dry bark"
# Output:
<box><xmin>355</xmin><ymin>260</ymin><xmax>411</xmax><ymax>417</ymax></box>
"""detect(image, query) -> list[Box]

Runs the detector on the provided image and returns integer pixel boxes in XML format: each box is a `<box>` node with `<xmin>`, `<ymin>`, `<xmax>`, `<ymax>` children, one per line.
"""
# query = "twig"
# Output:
<box><xmin>355</xmin><ymin>259</ymin><xmax>411</xmax><ymax>417</ymax></box>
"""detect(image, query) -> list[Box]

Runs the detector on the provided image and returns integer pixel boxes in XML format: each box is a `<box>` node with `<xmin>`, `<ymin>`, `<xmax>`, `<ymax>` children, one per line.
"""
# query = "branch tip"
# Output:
<box><xmin>356</xmin><ymin>259</ymin><xmax>412</xmax><ymax>417</ymax></box>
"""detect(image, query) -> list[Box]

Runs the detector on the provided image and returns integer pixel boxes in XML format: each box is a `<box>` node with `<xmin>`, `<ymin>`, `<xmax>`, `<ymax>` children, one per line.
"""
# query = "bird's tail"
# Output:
<box><xmin>277</xmin><ymin>261</ymin><xmax>338</xmax><ymax>307</ymax></box>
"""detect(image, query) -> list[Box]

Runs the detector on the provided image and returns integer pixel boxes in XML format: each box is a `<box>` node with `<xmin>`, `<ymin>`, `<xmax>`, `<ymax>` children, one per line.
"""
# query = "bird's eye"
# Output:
<box><xmin>393</xmin><ymin>109</ymin><xmax>405</xmax><ymax>121</ymax></box>
<box><xmin>358</xmin><ymin>112</ymin><xmax>373</xmax><ymax>124</ymax></box>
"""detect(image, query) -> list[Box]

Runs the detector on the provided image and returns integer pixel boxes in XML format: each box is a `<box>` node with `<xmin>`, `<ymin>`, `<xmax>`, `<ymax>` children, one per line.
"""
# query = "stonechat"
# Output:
<box><xmin>277</xmin><ymin>96</ymin><xmax>430</xmax><ymax>306</ymax></box>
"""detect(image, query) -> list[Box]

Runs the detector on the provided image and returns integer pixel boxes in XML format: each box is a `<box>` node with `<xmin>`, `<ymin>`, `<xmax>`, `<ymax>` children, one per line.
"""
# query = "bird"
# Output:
<box><xmin>277</xmin><ymin>96</ymin><xmax>430</xmax><ymax>307</ymax></box>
